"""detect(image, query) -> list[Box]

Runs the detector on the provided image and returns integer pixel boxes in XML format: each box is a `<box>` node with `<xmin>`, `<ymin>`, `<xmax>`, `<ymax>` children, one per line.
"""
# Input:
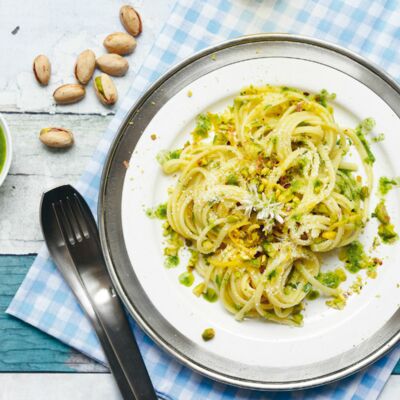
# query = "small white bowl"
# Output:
<box><xmin>0</xmin><ymin>114</ymin><xmax>12</xmax><ymax>187</ymax></box>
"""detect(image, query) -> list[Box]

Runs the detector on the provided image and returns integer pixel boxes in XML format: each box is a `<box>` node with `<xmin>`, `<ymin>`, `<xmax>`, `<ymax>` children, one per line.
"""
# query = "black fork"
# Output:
<box><xmin>41</xmin><ymin>185</ymin><xmax>157</xmax><ymax>400</ymax></box>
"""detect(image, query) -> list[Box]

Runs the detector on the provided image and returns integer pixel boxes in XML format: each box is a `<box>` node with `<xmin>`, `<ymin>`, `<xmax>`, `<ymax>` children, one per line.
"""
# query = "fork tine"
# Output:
<box><xmin>71</xmin><ymin>193</ymin><xmax>90</xmax><ymax>239</ymax></box>
<box><xmin>64</xmin><ymin>196</ymin><xmax>83</xmax><ymax>243</ymax></box>
<box><xmin>53</xmin><ymin>200</ymin><xmax>76</xmax><ymax>246</ymax></box>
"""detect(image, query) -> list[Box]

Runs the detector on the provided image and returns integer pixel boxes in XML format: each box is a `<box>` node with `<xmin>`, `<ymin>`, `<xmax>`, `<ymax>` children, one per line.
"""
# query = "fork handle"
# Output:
<box><xmin>46</xmin><ymin>252</ymin><xmax>141</xmax><ymax>400</ymax></box>
<box><xmin>76</xmin><ymin>257</ymin><xmax>158</xmax><ymax>400</ymax></box>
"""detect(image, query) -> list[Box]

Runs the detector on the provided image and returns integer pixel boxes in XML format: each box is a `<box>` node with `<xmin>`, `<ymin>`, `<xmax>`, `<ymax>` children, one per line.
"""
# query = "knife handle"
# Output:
<box><xmin>78</xmin><ymin>259</ymin><xmax>158</xmax><ymax>400</ymax></box>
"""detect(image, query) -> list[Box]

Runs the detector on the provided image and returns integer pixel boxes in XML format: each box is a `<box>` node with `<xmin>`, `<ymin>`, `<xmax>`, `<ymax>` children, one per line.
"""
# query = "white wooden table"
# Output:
<box><xmin>0</xmin><ymin>0</ymin><xmax>398</xmax><ymax>398</ymax></box>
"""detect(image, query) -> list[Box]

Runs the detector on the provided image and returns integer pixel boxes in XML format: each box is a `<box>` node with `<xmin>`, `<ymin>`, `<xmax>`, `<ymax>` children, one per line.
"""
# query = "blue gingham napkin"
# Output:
<box><xmin>8</xmin><ymin>0</ymin><xmax>400</xmax><ymax>398</ymax></box>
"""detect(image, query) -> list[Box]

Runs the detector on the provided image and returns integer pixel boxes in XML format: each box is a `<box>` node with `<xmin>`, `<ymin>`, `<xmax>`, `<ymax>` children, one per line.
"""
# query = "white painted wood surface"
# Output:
<box><xmin>0</xmin><ymin>0</ymin><xmax>175</xmax><ymax>114</ymax></box>
<box><xmin>0</xmin><ymin>113</ymin><xmax>110</xmax><ymax>253</ymax></box>
<box><xmin>0</xmin><ymin>0</ymin><xmax>175</xmax><ymax>254</ymax></box>
<box><xmin>0</xmin><ymin>373</ymin><xmax>398</xmax><ymax>399</ymax></box>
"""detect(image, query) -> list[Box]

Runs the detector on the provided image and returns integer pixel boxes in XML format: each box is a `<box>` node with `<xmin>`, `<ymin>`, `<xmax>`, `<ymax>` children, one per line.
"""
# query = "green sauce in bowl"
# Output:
<box><xmin>0</xmin><ymin>124</ymin><xmax>6</xmax><ymax>174</ymax></box>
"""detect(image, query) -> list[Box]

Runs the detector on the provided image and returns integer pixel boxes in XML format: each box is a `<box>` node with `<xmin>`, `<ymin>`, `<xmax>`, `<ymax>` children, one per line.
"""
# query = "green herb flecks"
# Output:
<box><xmin>379</xmin><ymin>176</ymin><xmax>400</xmax><ymax>196</ymax></box>
<box><xmin>146</xmin><ymin>203</ymin><xmax>167</xmax><ymax>219</ymax></box>
<box><xmin>303</xmin><ymin>282</ymin><xmax>312</xmax><ymax>293</ymax></box>
<box><xmin>267</xmin><ymin>269</ymin><xmax>276</xmax><ymax>280</ymax></box>
<box><xmin>355</xmin><ymin>118</ymin><xmax>375</xmax><ymax>165</ymax></box>
<box><xmin>314</xmin><ymin>89</ymin><xmax>336</xmax><ymax>108</ymax></box>
<box><xmin>372</xmin><ymin>133</ymin><xmax>385</xmax><ymax>143</ymax></box>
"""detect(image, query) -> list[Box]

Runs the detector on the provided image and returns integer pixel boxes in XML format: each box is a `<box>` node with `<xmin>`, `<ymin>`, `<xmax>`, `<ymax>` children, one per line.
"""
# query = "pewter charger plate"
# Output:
<box><xmin>98</xmin><ymin>34</ymin><xmax>400</xmax><ymax>390</ymax></box>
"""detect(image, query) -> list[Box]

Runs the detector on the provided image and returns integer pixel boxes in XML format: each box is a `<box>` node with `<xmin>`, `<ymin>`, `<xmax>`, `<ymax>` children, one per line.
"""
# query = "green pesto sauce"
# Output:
<box><xmin>202</xmin><ymin>287</ymin><xmax>218</xmax><ymax>303</ymax></box>
<box><xmin>339</xmin><ymin>241</ymin><xmax>375</xmax><ymax>273</ymax></box>
<box><xmin>379</xmin><ymin>176</ymin><xmax>400</xmax><ymax>196</ymax></box>
<box><xmin>317</xmin><ymin>269</ymin><xmax>346</xmax><ymax>289</ymax></box>
<box><xmin>165</xmin><ymin>255</ymin><xmax>179</xmax><ymax>268</ymax></box>
<box><xmin>146</xmin><ymin>203</ymin><xmax>167</xmax><ymax>219</ymax></box>
<box><xmin>355</xmin><ymin>118</ymin><xmax>375</xmax><ymax>165</ymax></box>
<box><xmin>178</xmin><ymin>271</ymin><xmax>194</xmax><ymax>287</ymax></box>
<box><xmin>0</xmin><ymin>125</ymin><xmax>6</xmax><ymax>174</ymax></box>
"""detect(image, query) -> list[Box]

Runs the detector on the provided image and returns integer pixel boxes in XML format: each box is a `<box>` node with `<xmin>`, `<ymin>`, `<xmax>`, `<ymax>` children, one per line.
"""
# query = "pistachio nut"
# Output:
<box><xmin>53</xmin><ymin>84</ymin><xmax>85</xmax><ymax>104</ymax></box>
<box><xmin>39</xmin><ymin>127</ymin><xmax>74</xmax><ymax>148</ymax></box>
<box><xmin>119</xmin><ymin>5</ymin><xmax>142</xmax><ymax>37</ymax></box>
<box><xmin>96</xmin><ymin>54</ymin><xmax>129</xmax><ymax>76</ymax></box>
<box><xmin>75</xmin><ymin>49</ymin><xmax>96</xmax><ymax>85</ymax></box>
<box><xmin>103</xmin><ymin>32</ymin><xmax>136</xmax><ymax>55</ymax></box>
<box><xmin>93</xmin><ymin>73</ymin><xmax>118</xmax><ymax>105</ymax></box>
<box><xmin>33</xmin><ymin>54</ymin><xmax>51</xmax><ymax>85</ymax></box>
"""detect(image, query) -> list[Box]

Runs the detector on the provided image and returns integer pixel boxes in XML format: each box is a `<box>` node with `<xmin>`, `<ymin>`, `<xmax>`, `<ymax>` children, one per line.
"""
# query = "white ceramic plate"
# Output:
<box><xmin>99</xmin><ymin>35</ymin><xmax>400</xmax><ymax>389</ymax></box>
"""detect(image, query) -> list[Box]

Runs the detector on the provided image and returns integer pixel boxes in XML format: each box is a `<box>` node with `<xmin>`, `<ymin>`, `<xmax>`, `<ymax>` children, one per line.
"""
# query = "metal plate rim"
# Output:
<box><xmin>98</xmin><ymin>33</ymin><xmax>400</xmax><ymax>390</ymax></box>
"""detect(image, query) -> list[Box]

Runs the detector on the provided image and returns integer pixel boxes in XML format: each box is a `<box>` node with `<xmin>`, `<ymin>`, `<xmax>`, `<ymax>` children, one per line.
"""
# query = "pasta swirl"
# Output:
<box><xmin>159</xmin><ymin>85</ymin><xmax>372</xmax><ymax>326</ymax></box>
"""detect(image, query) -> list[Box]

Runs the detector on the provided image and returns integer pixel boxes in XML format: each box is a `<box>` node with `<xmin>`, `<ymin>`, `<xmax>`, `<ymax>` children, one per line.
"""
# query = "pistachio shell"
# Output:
<box><xmin>93</xmin><ymin>73</ymin><xmax>118</xmax><ymax>105</ymax></box>
<box><xmin>96</xmin><ymin>54</ymin><xmax>129</xmax><ymax>76</ymax></box>
<box><xmin>39</xmin><ymin>127</ymin><xmax>74</xmax><ymax>148</ymax></box>
<box><xmin>103</xmin><ymin>32</ymin><xmax>136</xmax><ymax>55</ymax></box>
<box><xmin>119</xmin><ymin>5</ymin><xmax>142</xmax><ymax>37</ymax></box>
<box><xmin>75</xmin><ymin>49</ymin><xmax>96</xmax><ymax>85</ymax></box>
<box><xmin>53</xmin><ymin>84</ymin><xmax>85</xmax><ymax>105</ymax></box>
<box><xmin>33</xmin><ymin>55</ymin><xmax>51</xmax><ymax>85</ymax></box>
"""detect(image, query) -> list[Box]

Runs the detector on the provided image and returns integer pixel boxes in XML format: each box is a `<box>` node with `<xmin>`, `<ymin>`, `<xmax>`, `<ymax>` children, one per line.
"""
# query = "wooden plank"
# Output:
<box><xmin>0</xmin><ymin>254</ymin><xmax>106</xmax><ymax>372</ymax></box>
<box><xmin>0</xmin><ymin>113</ymin><xmax>110</xmax><ymax>254</ymax></box>
<box><xmin>394</xmin><ymin>361</ymin><xmax>400</xmax><ymax>375</ymax></box>
<box><xmin>0</xmin><ymin>0</ymin><xmax>175</xmax><ymax>114</ymax></box>
<box><xmin>0</xmin><ymin>373</ymin><xmax>121</xmax><ymax>400</ymax></box>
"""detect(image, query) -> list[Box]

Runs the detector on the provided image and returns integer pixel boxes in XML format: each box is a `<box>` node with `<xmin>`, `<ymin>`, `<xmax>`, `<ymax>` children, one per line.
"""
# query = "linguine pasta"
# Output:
<box><xmin>158</xmin><ymin>85</ymin><xmax>373</xmax><ymax>326</ymax></box>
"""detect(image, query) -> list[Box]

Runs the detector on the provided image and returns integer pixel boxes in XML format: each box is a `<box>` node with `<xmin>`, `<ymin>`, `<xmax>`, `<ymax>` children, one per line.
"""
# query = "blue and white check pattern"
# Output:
<box><xmin>7</xmin><ymin>0</ymin><xmax>400</xmax><ymax>398</ymax></box>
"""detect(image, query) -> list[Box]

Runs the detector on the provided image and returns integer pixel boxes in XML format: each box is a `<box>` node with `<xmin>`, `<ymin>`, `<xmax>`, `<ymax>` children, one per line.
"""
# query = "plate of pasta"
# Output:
<box><xmin>99</xmin><ymin>35</ymin><xmax>400</xmax><ymax>389</ymax></box>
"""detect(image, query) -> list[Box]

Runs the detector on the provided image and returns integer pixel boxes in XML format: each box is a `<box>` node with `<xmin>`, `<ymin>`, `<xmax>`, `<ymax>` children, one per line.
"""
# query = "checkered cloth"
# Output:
<box><xmin>8</xmin><ymin>0</ymin><xmax>400</xmax><ymax>398</ymax></box>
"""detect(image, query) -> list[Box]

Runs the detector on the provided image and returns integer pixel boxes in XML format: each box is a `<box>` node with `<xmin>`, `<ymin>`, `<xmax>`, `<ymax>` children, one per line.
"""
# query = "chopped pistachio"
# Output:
<box><xmin>202</xmin><ymin>328</ymin><xmax>215</xmax><ymax>341</ymax></box>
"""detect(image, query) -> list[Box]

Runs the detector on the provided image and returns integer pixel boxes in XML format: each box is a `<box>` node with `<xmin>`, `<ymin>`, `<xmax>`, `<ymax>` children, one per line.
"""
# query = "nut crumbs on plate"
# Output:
<box><xmin>202</xmin><ymin>328</ymin><xmax>215</xmax><ymax>341</ymax></box>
